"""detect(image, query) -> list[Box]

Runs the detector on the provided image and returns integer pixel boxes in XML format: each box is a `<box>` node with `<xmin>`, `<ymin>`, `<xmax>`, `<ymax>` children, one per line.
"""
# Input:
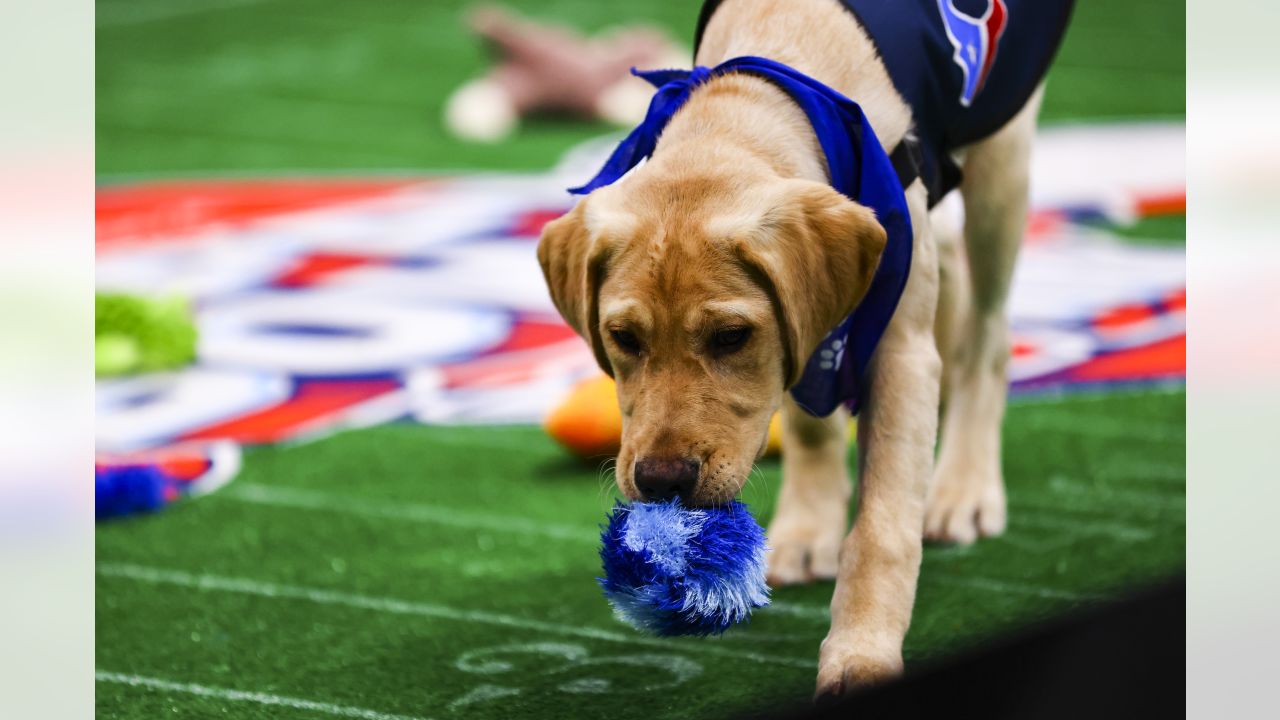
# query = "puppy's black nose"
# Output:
<box><xmin>634</xmin><ymin>457</ymin><xmax>700</xmax><ymax>502</ymax></box>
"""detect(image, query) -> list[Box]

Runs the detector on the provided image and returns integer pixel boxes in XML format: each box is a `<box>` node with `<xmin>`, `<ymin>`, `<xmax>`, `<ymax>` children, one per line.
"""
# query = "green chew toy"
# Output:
<box><xmin>95</xmin><ymin>293</ymin><xmax>198</xmax><ymax>377</ymax></box>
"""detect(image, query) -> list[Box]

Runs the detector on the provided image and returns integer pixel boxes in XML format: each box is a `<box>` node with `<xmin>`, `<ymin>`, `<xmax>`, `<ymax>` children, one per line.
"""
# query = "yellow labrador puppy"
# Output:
<box><xmin>539</xmin><ymin>0</ymin><xmax>1070</xmax><ymax>695</ymax></box>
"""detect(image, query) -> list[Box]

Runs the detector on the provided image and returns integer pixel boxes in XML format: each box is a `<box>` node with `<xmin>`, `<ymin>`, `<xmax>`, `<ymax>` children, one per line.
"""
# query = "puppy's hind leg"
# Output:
<box><xmin>765</xmin><ymin>396</ymin><xmax>851</xmax><ymax>586</ymax></box>
<box><xmin>931</xmin><ymin>192</ymin><xmax>969</xmax><ymax>410</ymax></box>
<box><xmin>925</xmin><ymin>85</ymin><xmax>1044</xmax><ymax>544</ymax></box>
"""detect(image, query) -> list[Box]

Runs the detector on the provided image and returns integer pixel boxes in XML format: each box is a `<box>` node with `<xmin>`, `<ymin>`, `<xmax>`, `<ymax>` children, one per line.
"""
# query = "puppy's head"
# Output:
<box><xmin>538</xmin><ymin>169</ymin><xmax>885</xmax><ymax>506</ymax></box>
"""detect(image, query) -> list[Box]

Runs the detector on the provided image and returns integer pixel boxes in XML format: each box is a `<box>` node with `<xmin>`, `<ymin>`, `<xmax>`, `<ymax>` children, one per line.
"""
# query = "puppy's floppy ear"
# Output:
<box><xmin>733</xmin><ymin>179</ymin><xmax>887</xmax><ymax>388</ymax></box>
<box><xmin>537</xmin><ymin>199</ymin><xmax>616</xmax><ymax>375</ymax></box>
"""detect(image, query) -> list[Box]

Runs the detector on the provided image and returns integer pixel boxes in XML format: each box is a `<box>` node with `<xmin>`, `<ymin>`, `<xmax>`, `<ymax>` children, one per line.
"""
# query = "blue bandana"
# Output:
<box><xmin>569</xmin><ymin>56</ymin><xmax>913</xmax><ymax>417</ymax></box>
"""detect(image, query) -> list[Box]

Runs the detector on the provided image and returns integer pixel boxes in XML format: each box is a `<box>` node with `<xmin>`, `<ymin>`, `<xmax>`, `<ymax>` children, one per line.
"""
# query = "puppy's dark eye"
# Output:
<box><xmin>712</xmin><ymin>326</ymin><xmax>751</xmax><ymax>353</ymax></box>
<box><xmin>609</xmin><ymin>329</ymin><xmax>642</xmax><ymax>355</ymax></box>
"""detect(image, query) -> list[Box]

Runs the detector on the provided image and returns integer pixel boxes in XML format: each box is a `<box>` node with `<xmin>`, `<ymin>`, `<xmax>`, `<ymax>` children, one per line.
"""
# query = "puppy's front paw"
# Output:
<box><xmin>814</xmin><ymin>634</ymin><xmax>903</xmax><ymax>698</ymax></box>
<box><xmin>765</xmin><ymin>513</ymin><xmax>844</xmax><ymax>586</ymax></box>
<box><xmin>924</xmin><ymin>460</ymin><xmax>1006</xmax><ymax>544</ymax></box>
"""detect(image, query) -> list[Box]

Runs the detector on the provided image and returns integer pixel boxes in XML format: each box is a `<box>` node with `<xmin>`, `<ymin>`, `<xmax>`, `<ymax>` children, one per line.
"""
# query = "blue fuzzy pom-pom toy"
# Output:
<box><xmin>598</xmin><ymin>499</ymin><xmax>770</xmax><ymax>636</ymax></box>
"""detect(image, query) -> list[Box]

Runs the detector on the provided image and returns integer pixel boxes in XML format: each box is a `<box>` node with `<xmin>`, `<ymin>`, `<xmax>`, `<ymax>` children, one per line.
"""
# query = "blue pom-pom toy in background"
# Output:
<box><xmin>598</xmin><ymin>499</ymin><xmax>770</xmax><ymax>636</ymax></box>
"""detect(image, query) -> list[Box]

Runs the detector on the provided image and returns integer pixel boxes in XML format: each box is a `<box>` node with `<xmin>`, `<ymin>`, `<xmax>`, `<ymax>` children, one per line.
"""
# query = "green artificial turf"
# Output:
<box><xmin>96</xmin><ymin>0</ymin><xmax>1186</xmax><ymax>177</ymax></box>
<box><xmin>97</xmin><ymin>390</ymin><xmax>1186</xmax><ymax>719</ymax></box>
<box><xmin>1106</xmin><ymin>214</ymin><xmax>1188</xmax><ymax>246</ymax></box>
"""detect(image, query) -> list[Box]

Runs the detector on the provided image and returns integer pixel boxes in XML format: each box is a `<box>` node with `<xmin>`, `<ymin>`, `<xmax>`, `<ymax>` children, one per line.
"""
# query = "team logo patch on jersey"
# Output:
<box><xmin>937</xmin><ymin>0</ymin><xmax>1008</xmax><ymax>106</ymax></box>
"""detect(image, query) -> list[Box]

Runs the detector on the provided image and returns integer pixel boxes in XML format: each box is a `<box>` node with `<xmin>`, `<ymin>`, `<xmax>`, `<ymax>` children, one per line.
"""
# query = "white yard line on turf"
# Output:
<box><xmin>97</xmin><ymin>563</ymin><xmax>818</xmax><ymax>670</ymax></box>
<box><xmin>229</xmin><ymin>482</ymin><xmax>1158</xmax><ymax>544</ymax></box>
<box><xmin>1046</xmin><ymin>475</ymin><xmax>1186</xmax><ymax>511</ymax></box>
<box><xmin>1008</xmin><ymin>512</ymin><xmax>1156</xmax><ymax>542</ymax></box>
<box><xmin>95</xmin><ymin>671</ymin><xmax>429</xmax><ymax>720</ymax></box>
<box><xmin>927</xmin><ymin>574</ymin><xmax>1099</xmax><ymax>602</ymax></box>
<box><xmin>225</xmin><ymin>482</ymin><xmax>1139</xmax><ymax>596</ymax></box>
<box><xmin>763</xmin><ymin>602</ymin><xmax>831</xmax><ymax>621</ymax></box>
<box><xmin>1007</xmin><ymin>413</ymin><xmax>1184</xmax><ymax>444</ymax></box>
<box><xmin>226</xmin><ymin>483</ymin><xmax>599</xmax><ymax>543</ymax></box>
<box><xmin>1097</xmin><ymin>461</ymin><xmax>1186</xmax><ymax>484</ymax></box>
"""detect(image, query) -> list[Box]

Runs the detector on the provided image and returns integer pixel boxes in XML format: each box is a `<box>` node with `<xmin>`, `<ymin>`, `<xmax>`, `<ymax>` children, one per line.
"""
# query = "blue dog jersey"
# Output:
<box><xmin>695</xmin><ymin>0</ymin><xmax>1074</xmax><ymax>205</ymax></box>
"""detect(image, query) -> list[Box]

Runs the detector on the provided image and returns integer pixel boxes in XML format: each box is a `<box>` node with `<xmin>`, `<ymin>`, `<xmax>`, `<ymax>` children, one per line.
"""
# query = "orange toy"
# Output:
<box><xmin>544</xmin><ymin>374</ymin><xmax>623</xmax><ymax>458</ymax></box>
<box><xmin>545</xmin><ymin>375</ymin><xmax>853</xmax><ymax>459</ymax></box>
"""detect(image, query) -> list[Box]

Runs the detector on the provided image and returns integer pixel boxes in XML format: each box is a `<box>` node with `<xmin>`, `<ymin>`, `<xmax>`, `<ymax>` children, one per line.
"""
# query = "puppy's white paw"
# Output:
<box><xmin>765</xmin><ymin>514</ymin><xmax>844</xmax><ymax>586</ymax></box>
<box><xmin>924</xmin><ymin>461</ymin><xmax>1006</xmax><ymax>544</ymax></box>
<box><xmin>814</xmin><ymin>634</ymin><xmax>903</xmax><ymax>698</ymax></box>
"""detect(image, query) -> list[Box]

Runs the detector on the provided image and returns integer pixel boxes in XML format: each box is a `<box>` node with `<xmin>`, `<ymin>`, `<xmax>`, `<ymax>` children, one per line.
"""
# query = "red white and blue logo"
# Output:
<box><xmin>94</xmin><ymin>124</ymin><xmax>1185</xmax><ymax>460</ymax></box>
<box><xmin>937</xmin><ymin>0</ymin><xmax>1008</xmax><ymax>107</ymax></box>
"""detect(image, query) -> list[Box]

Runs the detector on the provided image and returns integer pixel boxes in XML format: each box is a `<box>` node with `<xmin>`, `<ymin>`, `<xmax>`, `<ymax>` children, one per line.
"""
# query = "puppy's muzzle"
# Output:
<box><xmin>634</xmin><ymin>457</ymin><xmax>700</xmax><ymax>502</ymax></box>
